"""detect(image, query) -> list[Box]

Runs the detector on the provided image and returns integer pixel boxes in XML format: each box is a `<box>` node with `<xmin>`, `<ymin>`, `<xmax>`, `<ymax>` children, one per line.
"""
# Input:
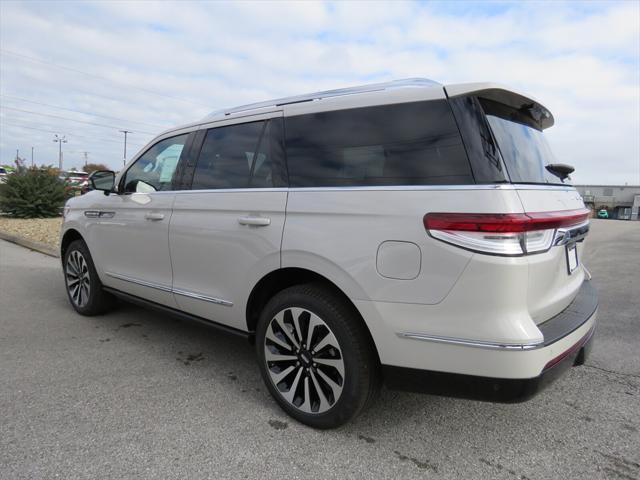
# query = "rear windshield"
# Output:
<box><xmin>480</xmin><ymin>98</ymin><xmax>566</xmax><ymax>185</ymax></box>
<box><xmin>284</xmin><ymin>100</ymin><xmax>473</xmax><ymax>187</ymax></box>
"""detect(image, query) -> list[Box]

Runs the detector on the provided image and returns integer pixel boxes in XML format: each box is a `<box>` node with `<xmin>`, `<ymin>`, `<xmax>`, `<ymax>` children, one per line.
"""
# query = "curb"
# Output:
<box><xmin>0</xmin><ymin>231</ymin><xmax>59</xmax><ymax>258</ymax></box>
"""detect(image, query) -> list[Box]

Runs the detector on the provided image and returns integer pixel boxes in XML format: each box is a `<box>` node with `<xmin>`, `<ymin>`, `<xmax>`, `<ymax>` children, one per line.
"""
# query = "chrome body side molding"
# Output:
<box><xmin>104</xmin><ymin>272</ymin><xmax>233</xmax><ymax>307</ymax></box>
<box><xmin>172</xmin><ymin>288</ymin><xmax>233</xmax><ymax>307</ymax></box>
<box><xmin>397</xmin><ymin>332</ymin><xmax>542</xmax><ymax>351</ymax></box>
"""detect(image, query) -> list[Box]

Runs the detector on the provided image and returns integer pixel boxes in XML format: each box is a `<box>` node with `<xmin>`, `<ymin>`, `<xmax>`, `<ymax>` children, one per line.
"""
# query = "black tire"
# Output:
<box><xmin>63</xmin><ymin>239</ymin><xmax>115</xmax><ymax>316</ymax></box>
<box><xmin>256</xmin><ymin>283</ymin><xmax>380</xmax><ymax>429</ymax></box>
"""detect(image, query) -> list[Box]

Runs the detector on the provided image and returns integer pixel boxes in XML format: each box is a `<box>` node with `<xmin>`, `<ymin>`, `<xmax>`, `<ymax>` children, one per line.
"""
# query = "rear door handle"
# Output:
<box><xmin>145</xmin><ymin>212</ymin><xmax>165</xmax><ymax>221</ymax></box>
<box><xmin>238</xmin><ymin>216</ymin><xmax>271</xmax><ymax>226</ymax></box>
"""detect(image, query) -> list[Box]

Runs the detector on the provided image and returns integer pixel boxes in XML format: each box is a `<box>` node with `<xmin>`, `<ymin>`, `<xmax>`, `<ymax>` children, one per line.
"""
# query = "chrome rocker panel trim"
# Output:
<box><xmin>104</xmin><ymin>272</ymin><xmax>233</xmax><ymax>307</ymax></box>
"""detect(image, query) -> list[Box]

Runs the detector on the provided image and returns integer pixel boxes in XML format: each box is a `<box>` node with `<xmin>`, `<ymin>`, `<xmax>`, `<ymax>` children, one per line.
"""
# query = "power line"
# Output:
<box><xmin>0</xmin><ymin>94</ymin><xmax>168</xmax><ymax>129</ymax></box>
<box><xmin>0</xmin><ymin>105</ymin><xmax>156</xmax><ymax>134</ymax></box>
<box><xmin>0</xmin><ymin>121</ymin><xmax>146</xmax><ymax>148</ymax></box>
<box><xmin>1</xmin><ymin>49</ymin><xmax>207</xmax><ymax>108</ymax></box>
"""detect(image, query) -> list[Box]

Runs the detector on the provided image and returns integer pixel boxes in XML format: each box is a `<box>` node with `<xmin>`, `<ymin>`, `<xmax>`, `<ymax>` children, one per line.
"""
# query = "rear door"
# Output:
<box><xmin>169</xmin><ymin>112</ymin><xmax>287</xmax><ymax>330</ymax></box>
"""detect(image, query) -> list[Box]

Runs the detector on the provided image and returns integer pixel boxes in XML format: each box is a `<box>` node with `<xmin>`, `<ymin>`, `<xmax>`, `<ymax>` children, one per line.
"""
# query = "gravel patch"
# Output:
<box><xmin>0</xmin><ymin>217</ymin><xmax>62</xmax><ymax>248</ymax></box>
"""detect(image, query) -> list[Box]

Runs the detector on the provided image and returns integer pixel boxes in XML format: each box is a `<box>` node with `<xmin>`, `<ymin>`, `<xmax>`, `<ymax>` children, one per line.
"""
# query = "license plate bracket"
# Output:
<box><xmin>566</xmin><ymin>242</ymin><xmax>579</xmax><ymax>274</ymax></box>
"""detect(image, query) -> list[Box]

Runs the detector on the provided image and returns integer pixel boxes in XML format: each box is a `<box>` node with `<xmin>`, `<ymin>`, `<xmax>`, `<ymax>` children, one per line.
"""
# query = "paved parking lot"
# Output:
<box><xmin>1</xmin><ymin>219</ymin><xmax>638</xmax><ymax>479</ymax></box>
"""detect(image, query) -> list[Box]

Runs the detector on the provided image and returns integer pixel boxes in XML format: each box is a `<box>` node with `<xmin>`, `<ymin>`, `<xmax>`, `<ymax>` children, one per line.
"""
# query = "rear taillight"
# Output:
<box><xmin>424</xmin><ymin>209</ymin><xmax>590</xmax><ymax>256</ymax></box>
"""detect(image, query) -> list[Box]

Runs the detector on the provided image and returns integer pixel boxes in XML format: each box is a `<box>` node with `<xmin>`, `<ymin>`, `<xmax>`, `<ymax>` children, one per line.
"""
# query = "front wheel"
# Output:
<box><xmin>63</xmin><ymin>239</ymin><xmax>114</xmax><ymax>316</ymax></box>
<box><xmin>256</xmin><ymin>283</ymin><xmax>380</xmax><ymax>429</ymax></box>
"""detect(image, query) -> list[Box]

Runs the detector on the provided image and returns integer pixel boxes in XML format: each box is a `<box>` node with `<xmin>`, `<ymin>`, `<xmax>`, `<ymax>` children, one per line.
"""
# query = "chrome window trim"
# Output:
<box><xmin>147</xmin><ymin>184</ymin><xmax>577</xmax><ymax>195</ymax></box>
<box><xmin>397</xmin><ymin>332</ymin><xmax>543</xmax><ymax>350</ymax></box>
<box><xmin>104</xmin><ymin>272</ymin><xmax>233</xmax><ymax>307</ymax></box>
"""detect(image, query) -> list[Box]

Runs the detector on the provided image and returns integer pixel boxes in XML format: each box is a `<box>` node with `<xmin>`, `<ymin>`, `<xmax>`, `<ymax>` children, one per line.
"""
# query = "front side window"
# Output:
<box><xmin>284</xmin><ymin>100</ymin><xmax>473</xmax><ymax>187</ymax></box>
<box><xmin>123</xmin><ymin>134</ymin><xmax>188</xmax><ymax>193</ymax></box>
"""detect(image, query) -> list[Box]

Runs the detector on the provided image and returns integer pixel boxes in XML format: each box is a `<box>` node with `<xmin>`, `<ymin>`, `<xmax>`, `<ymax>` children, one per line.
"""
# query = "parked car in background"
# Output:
<box><xmin>60</xmin><ymin>79</ymin><xmax>597</xmax><ymax>428</ymax></box>
<box><xmin>0</xmin><ymin>167</ymin><xmax>8</xmax><ymax>183</ymax></box>
<box><xmin>59</xmin><ymin>170</ymin><xmax>90</xmax><ymax>188</ymax></box>
<box><xmin>597</xmin><ymin>209</ymin><xmax>609</xmax><ymax>219</ymax></box>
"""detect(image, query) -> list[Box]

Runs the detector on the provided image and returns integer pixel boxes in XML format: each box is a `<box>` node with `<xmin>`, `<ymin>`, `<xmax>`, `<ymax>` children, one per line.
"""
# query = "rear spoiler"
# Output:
<box><xmin>445</xmin><ymin>82</ymin><xmax>554</xmax><ymax>130</ymax></box>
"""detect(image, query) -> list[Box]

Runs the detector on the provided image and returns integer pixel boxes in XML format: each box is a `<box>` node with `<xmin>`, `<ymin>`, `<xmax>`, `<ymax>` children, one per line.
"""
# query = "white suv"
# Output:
<box><xmin>60</xmin><ymin>79</ymin><xmax>597</xmax><ymax>428</ymax></box>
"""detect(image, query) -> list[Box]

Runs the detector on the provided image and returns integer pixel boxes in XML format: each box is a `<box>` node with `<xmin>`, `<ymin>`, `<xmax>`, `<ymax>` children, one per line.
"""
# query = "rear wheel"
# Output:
<box><xmin>63</xmin><ymin>239</ymin><xmax>114</xmax><ymax>315</ymax></box>
<box><xmin>256</xmin><ymin>283</ymin><xmax>380</xmax><ymax>429</ymax></box>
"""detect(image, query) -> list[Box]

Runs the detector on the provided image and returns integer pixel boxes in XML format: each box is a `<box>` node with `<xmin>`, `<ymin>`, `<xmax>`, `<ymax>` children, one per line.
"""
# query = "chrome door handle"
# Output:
<box><xmin>238</xmin><ymin>216</ymin><xmax>271</xmax><ymax>226</ymax></box>
<box><xmin>145</xmin><ymin>212</ymin><xmax>165</xmax><ymax>221</ymax></box>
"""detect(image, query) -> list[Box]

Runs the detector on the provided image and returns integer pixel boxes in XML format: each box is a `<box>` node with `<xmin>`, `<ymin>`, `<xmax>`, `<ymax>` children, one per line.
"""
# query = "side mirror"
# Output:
<box><xmin>89</xmin><ymin>170</ymin><xmax>115</xmax><ymax>195</ymax></box>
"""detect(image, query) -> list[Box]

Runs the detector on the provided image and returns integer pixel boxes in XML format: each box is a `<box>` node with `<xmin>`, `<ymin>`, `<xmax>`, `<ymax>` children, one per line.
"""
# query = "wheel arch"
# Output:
<box><xmin>245</xmin><ymin>267</ymin><xmax>380</xmax><ymax>362</ymax></box>
<box><xmin>60</xmin><ymin>228</ymin><xmax>84</xmax><ymax>259</ymax></box>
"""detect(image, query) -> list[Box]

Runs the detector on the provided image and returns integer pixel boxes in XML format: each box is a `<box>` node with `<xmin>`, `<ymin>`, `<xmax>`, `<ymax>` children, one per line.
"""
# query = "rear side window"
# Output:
<box><xmin>284</xmin><ymin>100</ymin><xmax>473</xmax><ymax>187</ymax></box>
<box><xmin>191</xmin><ymin>119</ymin><xmax>285</xmax><ymax>189</ymax></box>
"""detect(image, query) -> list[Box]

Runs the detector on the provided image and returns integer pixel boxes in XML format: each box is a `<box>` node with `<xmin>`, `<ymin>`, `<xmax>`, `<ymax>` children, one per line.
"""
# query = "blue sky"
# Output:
<box><xmin>1</xmin><ymin>0</ymin><xmax>638</xmax><ymax>184</ymax></box>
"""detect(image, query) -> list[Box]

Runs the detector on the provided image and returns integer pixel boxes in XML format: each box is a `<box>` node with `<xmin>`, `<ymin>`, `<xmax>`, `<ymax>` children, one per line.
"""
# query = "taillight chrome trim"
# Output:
<box><xmin>424</xmin><ymin>208</ymin><xmax>591</xmax><ymax>233</ymax></box>
<box><xmin>424</xmin><ymin>209</ymin><xmax>591</xmax><ymax>256</ymax></box>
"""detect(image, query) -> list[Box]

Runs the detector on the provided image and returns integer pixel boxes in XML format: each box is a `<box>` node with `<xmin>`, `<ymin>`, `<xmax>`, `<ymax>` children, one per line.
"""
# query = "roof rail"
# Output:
<box><xmin>204</xmin><ymin>78</ymin><xmax>441</xmax><ymax>119</ymax></box>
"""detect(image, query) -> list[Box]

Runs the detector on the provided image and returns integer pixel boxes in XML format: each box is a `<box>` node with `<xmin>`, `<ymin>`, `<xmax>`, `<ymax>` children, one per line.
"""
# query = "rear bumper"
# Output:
<box><xmin>379</xmin><ymin>280</ymin><xmax>597</xmax><ymax>401</ymax></box>
<box><xmin>383</xmin><ymin>324</ymin><xmax>594</xmax><ymax>402</ymax></box>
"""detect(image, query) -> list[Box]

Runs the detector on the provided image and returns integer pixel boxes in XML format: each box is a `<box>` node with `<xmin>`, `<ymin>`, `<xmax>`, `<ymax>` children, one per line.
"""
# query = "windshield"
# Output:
<box><xmin>481</xmin><ymin>99</ymin><xmax>566</xmax><ymax>185</ymax></box>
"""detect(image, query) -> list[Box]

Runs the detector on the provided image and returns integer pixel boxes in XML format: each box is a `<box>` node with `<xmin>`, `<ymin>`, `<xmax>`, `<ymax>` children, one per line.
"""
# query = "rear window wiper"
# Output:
<box><xmin>545</xmin><ymin>163</ymin><xmax>574</xmax><ymax>181</ymax></box>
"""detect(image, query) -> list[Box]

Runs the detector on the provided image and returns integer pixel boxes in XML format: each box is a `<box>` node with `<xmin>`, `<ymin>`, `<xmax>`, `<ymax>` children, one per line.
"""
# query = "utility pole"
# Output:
<box><xmin>31</xmin><ymin>147</ymin><xmax>34</xmax><ymax>167</ymax></box>
<box><xmin>53</xmin><ymin>134</ymin><xmax>67</xmax><ymax>170</ymax></box>
<box><xmin>82</xmin><ymin>151</ymin><xmax>90</xmax><ymax>168</ymax></box>
<box><xmin>120</xmin><ymin>130</ymin><xmax>131</xmax><ymax>166</ymax></box>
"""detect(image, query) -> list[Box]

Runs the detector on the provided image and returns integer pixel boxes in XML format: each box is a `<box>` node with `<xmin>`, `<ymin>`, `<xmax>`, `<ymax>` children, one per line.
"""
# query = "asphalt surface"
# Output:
<box><xmin>1</xmin><ymin>219</ymin><xmax>639</xmax><ymax>480</ymax></box>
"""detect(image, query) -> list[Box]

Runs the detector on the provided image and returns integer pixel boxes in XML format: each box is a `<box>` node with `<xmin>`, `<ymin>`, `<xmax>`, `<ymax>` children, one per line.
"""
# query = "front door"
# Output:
<box><xmin>89</xmin><ymin>132</ymin><xmax>191</xmax><ymax>307</ymax></box>
<box><xmin>169</xmin><ymin>113</ymin><xmax>287</xmax><ymax>330</ymax></box>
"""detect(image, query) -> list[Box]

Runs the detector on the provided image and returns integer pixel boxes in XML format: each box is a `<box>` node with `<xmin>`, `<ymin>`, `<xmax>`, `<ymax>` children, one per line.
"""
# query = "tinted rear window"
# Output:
<box><xmin>284</xmin><ymin>100</ymin><xmax>473</xmax><ymax>187</ymax></box>
<box><xmin>480</xmin><ymin>98</ymin><xmax>565</xmax><ymax>185</ymax></box>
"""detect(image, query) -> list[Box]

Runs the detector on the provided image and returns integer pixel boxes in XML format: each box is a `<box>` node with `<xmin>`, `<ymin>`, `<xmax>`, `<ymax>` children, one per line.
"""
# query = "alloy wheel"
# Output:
<box><xmin>65</xmin><ymin>250</ymin><xmax>90</xmax><ymax>308</ymax></box>
<box><xmin>264</xmin><ymin>307</ymin><xmax>345</xmax><ymax>414</ymax></box>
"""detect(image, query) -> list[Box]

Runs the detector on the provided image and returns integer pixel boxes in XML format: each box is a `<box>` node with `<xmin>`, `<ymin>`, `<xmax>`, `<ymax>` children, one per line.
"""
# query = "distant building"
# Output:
<box><xmin>574</xmin><ymin>185</ymin><xmax>640</xmax><ymax>220</ymax></box>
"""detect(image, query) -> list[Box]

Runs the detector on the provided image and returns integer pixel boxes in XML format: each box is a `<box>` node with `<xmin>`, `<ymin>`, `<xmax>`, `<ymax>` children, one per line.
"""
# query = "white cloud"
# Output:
<box><xmin>0</xmin><ymin>0</ymin><xmax>638</xmax><ymax>184</ymax></box>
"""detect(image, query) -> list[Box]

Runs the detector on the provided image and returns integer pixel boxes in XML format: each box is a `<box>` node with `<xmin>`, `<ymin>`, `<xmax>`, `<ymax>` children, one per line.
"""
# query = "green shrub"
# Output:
<box><xmin>0</xmin><ymin>168</ymin><xmax>67</xmax><ymax>218</ymax></box>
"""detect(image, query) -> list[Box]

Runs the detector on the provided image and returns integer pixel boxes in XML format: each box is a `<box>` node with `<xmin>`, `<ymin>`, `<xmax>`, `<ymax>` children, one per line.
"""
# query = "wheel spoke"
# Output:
<box><xmin>289</xmin><ymin>307</ymin><xmax>305</xmax><ymax>346</ymax></box>
<box><xmin>312</xmin><ymin>330</ymin><xmax>340</xmax><ymax>354</ymax></box>
<box><xmin>274</xmin><ymin>311</ymin><xmax>300</xmax><ymax>349</ymax></box>
<box><xmin>306</xmin><ymin>314</ymin><xmax>323</xmax><ymax>350</ymax></box>
<box><xmin>315</xmin><ymin>367</ymin><xmax>343</xmax><ymax>399</ymax></box>
<box><xmin>281</xmin><ymin>367</ymin><xmax>303</xmax><ymax>403</ymax></box>
<box><xmin>265</xmin><ymin>350</ymin><xmax>297</xmax><ymax>362</ymax></box>
<box><xmin>299</xmin><ymin>376</ymin><xmax>312</xmax><ymax>413</ymax></box>
<box><xmin>76</xmin><ymin>284</ymin><xmax>83</xmax><ymax>305</ymax></box>
<box><xmin>66</xmin><ymin>260</ymin><xmax>78</xmax><ymax>276</ymax></box>
<box><xmin>314</xmin><ymin>358</ymin><xmax>345</xmax><ymax>377</ymax></box>
<box><xmin>270</xmin><ymin>365</ymin><xmax>296</xmax><ymax>385</ymax></box>
<box><xmin>81</xmin><ymin>284</ymin><xmax>90</xmax><ymax>305</ymax></box>
<box><xmin>309</xmin><ymin>369</ymin><xmax>331</xmax><ymax>410</ymax></box>
<box><xmin>70</xmin><ymin>284</ymin><xmax>80</xmax><ymax>302</ymax></box>
<box><xmin>265</xmin><ymin>326</ymin><xmax>292</xmax><ymax>351</ymax></box>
